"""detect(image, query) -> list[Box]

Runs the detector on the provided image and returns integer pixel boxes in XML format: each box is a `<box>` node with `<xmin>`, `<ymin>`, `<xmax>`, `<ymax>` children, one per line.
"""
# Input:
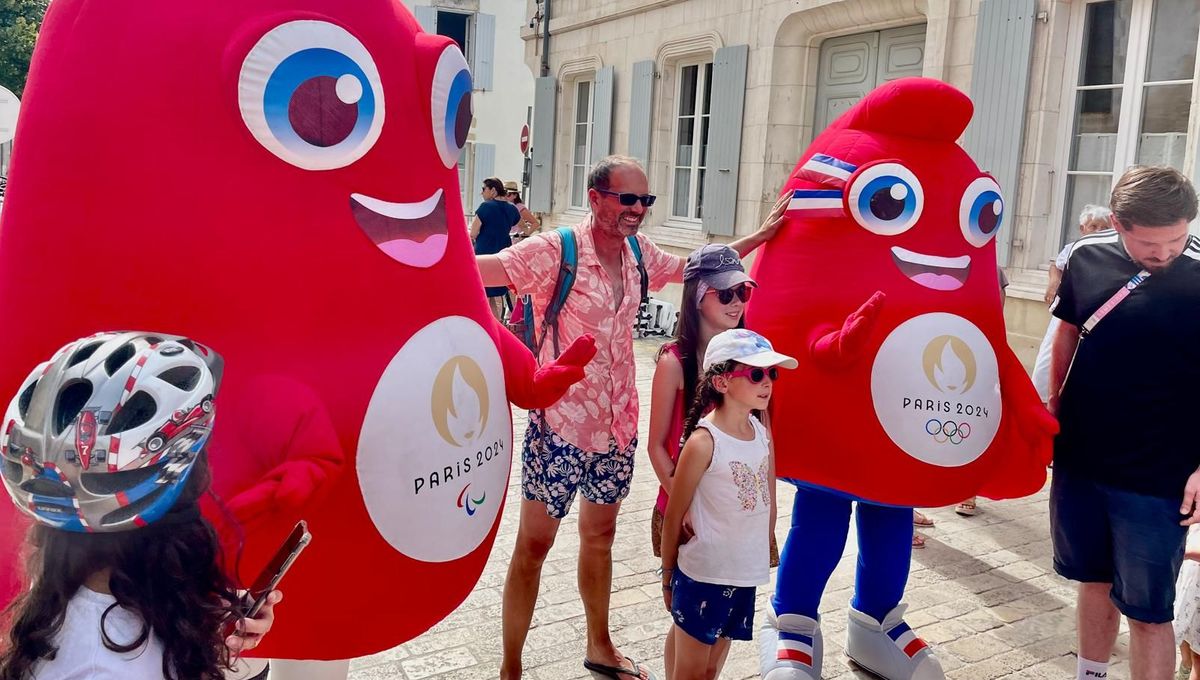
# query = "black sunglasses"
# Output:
<box><xmin>711</xmin><ymin>284</ymin><xmax>753</xmax><ymax>305</ymax></box>
<box><xmin>725</xmin><ymin>367</ymin><xmax>779</xmax><ymax>384</ymax></box>
<box><xmin>596</xmin><ymin>188</ymin><xmax>657</xmax><ymax>207</ymax></box>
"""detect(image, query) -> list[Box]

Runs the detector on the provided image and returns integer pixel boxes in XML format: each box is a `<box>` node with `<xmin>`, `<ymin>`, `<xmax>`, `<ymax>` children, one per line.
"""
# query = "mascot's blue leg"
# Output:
<box><xmin>759</xmin><ymin>486</ymin><xmax>850</xmax><ymax>680</ymax></box>
<box><xmin>851</xmin><ymin>502</ymin><xmax>912</xmax><ymax>619</ymax></box>
<box><xmin>845</xmin><ymin>502</ymin><xmax>945</xmax><ymax>680</ymax></box>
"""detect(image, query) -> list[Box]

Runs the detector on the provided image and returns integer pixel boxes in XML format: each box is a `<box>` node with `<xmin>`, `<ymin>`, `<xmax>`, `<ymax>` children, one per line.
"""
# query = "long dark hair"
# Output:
<box><xmin>658</xmin><ymin>278</ymin><xmax>746</xmax><ymax>413</ymax></box>
<box><xmin>0</xmin><ymin>455</ymin><xmax>240</xmax><ymax>680</ymax></box>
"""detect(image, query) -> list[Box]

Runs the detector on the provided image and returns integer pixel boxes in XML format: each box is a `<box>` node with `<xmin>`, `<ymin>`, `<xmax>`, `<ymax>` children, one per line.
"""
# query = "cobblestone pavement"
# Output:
<box><xmin>348</xmin><ymin>339</ymin><xmax>1133</xmax><ymax>680</ymax></box>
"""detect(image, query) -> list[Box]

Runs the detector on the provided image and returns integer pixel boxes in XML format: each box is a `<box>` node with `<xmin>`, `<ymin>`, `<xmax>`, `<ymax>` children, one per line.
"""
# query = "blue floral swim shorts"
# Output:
<box><xmin>521</xmin><ymin>410</ymin><xmax>637</xmax><ymax>519</ymax></box>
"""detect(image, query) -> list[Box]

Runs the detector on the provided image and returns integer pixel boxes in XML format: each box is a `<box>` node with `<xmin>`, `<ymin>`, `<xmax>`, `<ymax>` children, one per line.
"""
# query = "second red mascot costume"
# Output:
<box><xmin>0</xmin><ymin>0</ymin><xmax>594</xmax><ymax>665</ymax></box>
<box><xmin>746</xmin><ymin>78</ymin><xmax>1056</xmax><ymax>680</ymax></box>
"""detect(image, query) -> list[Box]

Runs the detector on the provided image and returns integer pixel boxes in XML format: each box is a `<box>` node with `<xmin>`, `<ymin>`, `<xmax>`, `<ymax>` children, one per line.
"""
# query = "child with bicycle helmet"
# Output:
<box><xmin>0</xmin><ymin>332</ymin><xmax>275</xmax><ymax>680</ymax></box>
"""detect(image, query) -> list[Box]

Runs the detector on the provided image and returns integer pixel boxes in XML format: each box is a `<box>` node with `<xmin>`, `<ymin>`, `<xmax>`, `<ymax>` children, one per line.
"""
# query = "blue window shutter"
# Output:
<box><xmin>628</xmin><ymin>60</ymin><xmax>655</xmax><ymax>167</ymax></box>
<box><xmin>702</xmin><ymin>44</ymin><xmax>749</xmax><ymax>237</ymax></box>
<box><xmin>529</xmin><ymin>77</ymin><xmax>557</xmax><ymax>213</ymax></box>
<box><xmin>470</xmin><ymin>143</ymin><xmax>496</xmax><ymax>213</ymax></box>
<box><xmin>961</xmin><ymin>0</ymin><xmax>1036</xmax><ymax>267</ymax></box>
<box><xmin>472</xmin><ymin>13</ymin><xmax>496</xmax><ymax>91</ymax></box>
<box><xmin>590</xmin><ymin>66</ymin><xmax>615</xmax><ymax>166</ymax></box>
<box><xmin>414</xmin><ymin>6</ymin><xmax>436</xmax><ymax>33</ymax></box>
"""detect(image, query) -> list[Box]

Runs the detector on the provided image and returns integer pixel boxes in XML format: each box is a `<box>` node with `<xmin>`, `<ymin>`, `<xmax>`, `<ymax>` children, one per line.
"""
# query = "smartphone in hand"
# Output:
<box><xmin>243</xmin><ymin>520</ymin><xmax>311</xmax><ymax>619</ymax></box>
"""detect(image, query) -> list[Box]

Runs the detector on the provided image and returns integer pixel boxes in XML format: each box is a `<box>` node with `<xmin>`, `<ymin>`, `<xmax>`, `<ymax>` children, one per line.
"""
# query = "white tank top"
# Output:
<box><xmin>677</xmin><ymin>416</ymin><xmax>772</xmax><ymax>587</ymax></box>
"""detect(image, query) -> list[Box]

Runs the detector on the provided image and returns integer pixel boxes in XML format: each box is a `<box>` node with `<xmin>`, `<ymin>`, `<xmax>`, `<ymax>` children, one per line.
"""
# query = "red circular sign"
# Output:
<box><xmin>519</xmin><ymin>124</ymin><xmax>530</xmax><ymax>154</ymax></box>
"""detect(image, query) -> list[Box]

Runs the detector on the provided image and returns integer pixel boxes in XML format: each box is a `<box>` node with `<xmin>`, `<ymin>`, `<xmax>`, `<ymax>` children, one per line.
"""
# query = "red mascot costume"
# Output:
<box><xmin>0</xmin><ymin>0</ymin><xmax>594</xmax><ymax>671</ymax></box>
<box><xmin>746</xmin><ymin>78</ymin><xmax>1056</xmax><ymax>680</ymax></box>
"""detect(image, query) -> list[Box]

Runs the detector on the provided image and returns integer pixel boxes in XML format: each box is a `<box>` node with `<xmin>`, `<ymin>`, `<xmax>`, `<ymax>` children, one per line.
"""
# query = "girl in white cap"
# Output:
<box><xmin>659</xmin><ymin>328</ymin><xmax>796</xmax><ymax>680</ymax></box>
<box><xmin>646</xmin><ymin>244</ymin><xmax>784</xmax><ymax>672</ymax></box>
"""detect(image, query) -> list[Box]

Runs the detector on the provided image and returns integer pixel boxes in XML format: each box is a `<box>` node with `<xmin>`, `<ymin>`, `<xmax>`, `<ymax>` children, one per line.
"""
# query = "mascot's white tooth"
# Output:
<box><xmin>351</xmin><ymin>189</ymin><xmax>442</xmax><ymax>220</ymax></box>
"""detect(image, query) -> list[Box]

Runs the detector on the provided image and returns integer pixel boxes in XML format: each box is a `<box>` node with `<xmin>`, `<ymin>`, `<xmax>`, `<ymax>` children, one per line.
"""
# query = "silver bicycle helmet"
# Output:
<box><xmin>1</xmin><ymin>331</ymin><xmax>219</xmax><ymax>532</ymax></box>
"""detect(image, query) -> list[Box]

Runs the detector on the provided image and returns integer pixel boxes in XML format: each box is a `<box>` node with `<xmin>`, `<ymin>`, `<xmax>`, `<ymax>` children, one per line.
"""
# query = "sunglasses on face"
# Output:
<box><xmin>725</xmin><ymin>367</ymin><xmax>779</xmax><ymax>384</ymax></box>
<box><xmin>709</xmin><ymin>284</ymin><xmax>753</xmax><ymax>305</ymax></box>
<box><xmin>596</xmin><ymin>188</ymin><xmax>657</xmax><ymax>207</ymax></box>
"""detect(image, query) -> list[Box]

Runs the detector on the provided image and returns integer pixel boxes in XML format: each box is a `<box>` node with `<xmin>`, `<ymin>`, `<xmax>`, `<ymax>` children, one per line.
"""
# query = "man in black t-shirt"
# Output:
<box><xmin>1049</xmin><ymin>166</ymin><xmax>1200</xmax><ymax>680</ymax></box>
<box><xmin>470</xmin><ymin>176</ymin><xmax>520</xmax><ymax>321</ymax></box>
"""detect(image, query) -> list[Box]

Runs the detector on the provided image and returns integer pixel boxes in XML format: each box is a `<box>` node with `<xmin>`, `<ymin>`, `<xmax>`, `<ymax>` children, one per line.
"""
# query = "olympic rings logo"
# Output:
<box><xmin>925</xmin><ymin>419</ymin><xmax>971</xmax><ymax>445</ymax></box>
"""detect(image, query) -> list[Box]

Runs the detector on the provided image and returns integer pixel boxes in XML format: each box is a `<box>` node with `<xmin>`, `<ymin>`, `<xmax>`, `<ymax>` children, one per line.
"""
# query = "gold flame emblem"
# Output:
<box><xmin>922</xmin><ymin>335</ymin><xmax>977</xmax><ymax>395</ymax></box>
<box><xmin>431</xmin><ymin>356</ymin><xmax>490</xmax><ymax>447</ymax></box>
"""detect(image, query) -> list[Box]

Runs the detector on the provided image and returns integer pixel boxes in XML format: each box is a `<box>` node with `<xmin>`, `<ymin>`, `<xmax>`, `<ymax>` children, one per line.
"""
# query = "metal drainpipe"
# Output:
<box><xmin>540</xmin><ymin>0</ymin><xmax>551</xmax><ymax>77</ymax></box>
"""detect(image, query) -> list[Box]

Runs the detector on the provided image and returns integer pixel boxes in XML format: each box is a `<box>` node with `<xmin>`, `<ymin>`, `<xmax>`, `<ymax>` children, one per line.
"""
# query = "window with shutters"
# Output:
<box><xmin>435</xmin><ymin>10</ymin><xmax>472</xmax><ymax>63</ymax></box>
<box><xmin>570</xmin><ymin>80</ymin><xmax>595</xmax><ymax>209</ymax></box>
<box><xmin>1056</xmin><ymin>0</ymin><xmax>1200</xmax><ymax>245</ymax></box>
<box><xmin>671</xmin><ymin>62</ymin><xmax>714</xmax><ymax>221</ymax></box>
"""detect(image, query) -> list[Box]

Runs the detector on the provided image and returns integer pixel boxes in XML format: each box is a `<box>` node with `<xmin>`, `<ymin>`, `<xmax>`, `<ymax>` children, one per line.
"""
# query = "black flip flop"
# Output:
<box><xmin>583</xmin><ymin>655</ymin><xmax>654</xmax><ymax>679</ymax></box>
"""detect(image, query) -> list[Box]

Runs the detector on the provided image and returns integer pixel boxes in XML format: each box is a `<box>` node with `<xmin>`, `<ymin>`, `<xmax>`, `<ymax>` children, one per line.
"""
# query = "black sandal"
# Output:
<box><xmin>583</xmin><ymin>655</ymin><xmax>653</xmax><ymax>679</ymax></box>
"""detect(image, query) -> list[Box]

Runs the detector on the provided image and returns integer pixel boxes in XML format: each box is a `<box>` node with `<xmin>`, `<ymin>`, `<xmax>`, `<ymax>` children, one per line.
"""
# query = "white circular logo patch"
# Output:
<box><xmin>870</xmin><ymin>313</ymin><xmax>1001</xmax><ymax>467</ymax></box>
<box><xmin>358</xmin><ymin>316</ymin><xmax>512</xmax><ymax>563</ymax></box>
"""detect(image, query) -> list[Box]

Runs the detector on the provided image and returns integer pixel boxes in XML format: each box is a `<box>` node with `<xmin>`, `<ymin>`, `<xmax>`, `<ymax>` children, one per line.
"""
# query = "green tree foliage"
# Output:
<box><xmin>0</xmin><ymin>0</ymin><xmax>49</xmax><ymax>98</ymax></box>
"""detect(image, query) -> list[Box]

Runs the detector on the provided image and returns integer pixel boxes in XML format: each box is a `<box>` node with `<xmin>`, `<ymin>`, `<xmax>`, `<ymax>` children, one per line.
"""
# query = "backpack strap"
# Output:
<box><xmin>536</xmin><ymin>227</ymin><xmax>578</xmax><ymax>358</ymax></box>
<box><xmin>627</xmin><ymin>235</ymin><xmax>650</xmax><ymax>337</ymax></box>
<box><xmin>534</xmin><ymin>231</ymin><xmax>647</xmax><ymax>358</ymax></box>
<box><xmin>626</xmin><ymin>235</ymin><xmax>649</xmax><ymax>307</ymax></box>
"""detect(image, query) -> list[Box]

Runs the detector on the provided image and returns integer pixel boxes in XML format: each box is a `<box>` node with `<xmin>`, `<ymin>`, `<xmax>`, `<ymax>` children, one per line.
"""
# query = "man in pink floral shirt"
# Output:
<box><xmin>477</xmin><ymin>155</ymin><xmax>788</xmax><ymax>680</ymax></box>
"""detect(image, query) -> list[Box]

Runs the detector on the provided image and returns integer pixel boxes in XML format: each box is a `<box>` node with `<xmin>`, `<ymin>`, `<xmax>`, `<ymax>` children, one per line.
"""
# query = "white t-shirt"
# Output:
<box><xmin>1032</xmin><ymin>243</ymin><xmax>1079</xmax><ymax>401</ymax></box>
<box><xmin>33</xmin><ymin>587</ymin><xmax>167</xmax><ymax>679</ymax></box>
<box><xmin>1054</xmin><ymin>242</ymin><xmax>1074</xmax><ymax>270</ymax></box>
<box><xmin>1031</xmin><ymin>316</ymin><xmax>1061</xmax><ymax>403</ymax></box>
<box><xmin>678</xmin><ymin>417</ymin><xmax>772</xmax><ymax>587</ymax></box>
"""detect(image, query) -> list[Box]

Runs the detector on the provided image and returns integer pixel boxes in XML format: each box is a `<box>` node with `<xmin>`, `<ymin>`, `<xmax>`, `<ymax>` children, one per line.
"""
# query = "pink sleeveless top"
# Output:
<box><xmin>655</xmin><ymin>344</ymin><xmax>688</xmax><ymax>514</ymax></box>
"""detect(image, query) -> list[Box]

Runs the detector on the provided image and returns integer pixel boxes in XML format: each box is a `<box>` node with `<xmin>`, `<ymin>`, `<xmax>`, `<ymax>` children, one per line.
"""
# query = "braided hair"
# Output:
<box><xmin>681</xmin><ymin>361</ymin><xmax>734</xmax><ymax>442</ymax></box>
<box><xmin>681</xmin><ymin>360</ymin><xmax>770</xmax><ymax>446</ymax></box>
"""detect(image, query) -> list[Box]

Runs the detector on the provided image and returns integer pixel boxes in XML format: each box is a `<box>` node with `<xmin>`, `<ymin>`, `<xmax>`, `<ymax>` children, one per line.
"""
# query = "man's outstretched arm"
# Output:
<box><xmin>476</xmin><ymin>254</ymin><xmax>513</xmax><ymax>287</ymax></box>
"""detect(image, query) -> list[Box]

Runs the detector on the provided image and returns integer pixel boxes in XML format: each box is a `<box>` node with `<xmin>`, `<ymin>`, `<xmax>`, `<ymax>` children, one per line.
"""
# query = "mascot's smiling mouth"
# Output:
<box><xmin>350</xmin><ymin>190</ymin><xmax>448</xmax><ymax>268</ymax></box>
<box><xmin>890</xmin><ymin>246</ymin><xmax>971</xmax><ymax>291</ymax></box>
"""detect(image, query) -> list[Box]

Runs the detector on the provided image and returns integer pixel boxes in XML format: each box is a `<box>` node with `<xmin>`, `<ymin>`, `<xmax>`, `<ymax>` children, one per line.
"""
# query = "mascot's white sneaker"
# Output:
<box><xmin>760</xmin><ymin>608</ymin><xmax>823</xmax><ymax>680</ymax></box>
<box><xmin>846</xmin><ymin>604</ymin><xmax>944</xmax><ymax>680</ymax></box>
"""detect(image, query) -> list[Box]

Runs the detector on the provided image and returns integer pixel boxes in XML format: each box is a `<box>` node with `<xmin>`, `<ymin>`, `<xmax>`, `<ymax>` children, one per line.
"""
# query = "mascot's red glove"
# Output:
<box><xmin>978</xmin><ymin>350</ymin><xmax>1058</xmax><ymax>500</ymax></box>
<box><xmin>213</xmin><ymin>377</ymin><xmax>343</xmax><ymax>530</ymax></box>
<box><xmin>811</xmin><ymin>292</ymin><xmax>886</xmax><ymax>367</ymax></box>
<box><xmin>500</xmin><ymin>328</ymin><xmax>597</xmax><ymax>409</ymax></box>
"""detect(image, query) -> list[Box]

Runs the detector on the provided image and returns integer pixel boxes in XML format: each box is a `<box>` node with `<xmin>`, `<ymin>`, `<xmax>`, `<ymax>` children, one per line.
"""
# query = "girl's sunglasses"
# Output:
<box><xmin>709</xmin><ymin>284</ymin><xmax>753</xmax><ymax>305</ymax></box>
<box><xmin>725</xmin><ymin>366</ymin><xmax>779</xmax><ymax>384</ymax></box>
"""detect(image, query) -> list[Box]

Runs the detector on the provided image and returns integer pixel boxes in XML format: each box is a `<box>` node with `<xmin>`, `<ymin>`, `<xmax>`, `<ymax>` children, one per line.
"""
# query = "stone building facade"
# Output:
<box><xmin>521</xmin><ymin>0</ymin><xmax>1200</xmax><ymax>361</ymax></box>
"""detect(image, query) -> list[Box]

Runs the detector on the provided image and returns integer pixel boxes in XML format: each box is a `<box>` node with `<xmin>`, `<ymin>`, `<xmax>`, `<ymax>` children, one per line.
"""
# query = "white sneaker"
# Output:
<box><xmin>845</xmin><ymin>604</ymin><xmax>944</xmax><ymax>680</ymax></box>
<box><xmin>760</xmin><ymin>608</ymin><xmax>823</xmax><ymax>680</ymax></box>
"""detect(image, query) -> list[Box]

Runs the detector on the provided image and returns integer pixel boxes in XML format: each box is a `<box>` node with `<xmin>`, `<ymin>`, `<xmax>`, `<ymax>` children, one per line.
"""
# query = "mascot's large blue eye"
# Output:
<box><xmin>239</xmin><ymin>21</ymin><xmax>385</xmax><ymax>171</ymax></box>
<box><xmin>960</xmin><ymin>177</ymin><xmax>1004</xmax><ymax>248</ymax></box>
<box><xmin>431</xmin><ymin>46</ymin><xmax>472</xmax><ymax>169</ymax></box>
<box><xmin>847</xmin><ymin>162</ymin><xmax>923</xmax><ymax>236</ymax></box>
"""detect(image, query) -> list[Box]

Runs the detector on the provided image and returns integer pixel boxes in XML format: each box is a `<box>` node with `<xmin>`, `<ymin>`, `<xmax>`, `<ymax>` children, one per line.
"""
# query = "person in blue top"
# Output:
<box><xmin>471</xmin><ymin>177</ymin><xmax>521</xmax><ymax>321</ymax></box>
